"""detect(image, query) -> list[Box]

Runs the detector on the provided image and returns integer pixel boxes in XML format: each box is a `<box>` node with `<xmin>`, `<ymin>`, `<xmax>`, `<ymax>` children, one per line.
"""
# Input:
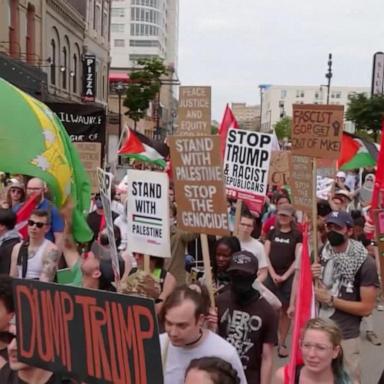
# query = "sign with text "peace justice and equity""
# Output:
<box><xmin>13</xmin><ymin>279</ymin><xmax>163</xmax><ymax>384</ymax></box>
<box><xmin>223</xmin><ymin>128</ymin><xmax>273</xmax><ymax>202</ymax></box>
<box><xmin>126</xmin><ymin>169</ymin><xmax>171</xmax><ymax>258</ymax></box>
<box><xmin>177</xmin><ymin>86</ymin><xmax>211</xmax><ymax>136</ymax></box>
<box><xmin>291</xmin><ymin>104</ymin><xmax>344</xmax><ymax>159</ymax></box>
<box><xmin>169</xmin><ymin>135</ymin><xmax>230</xmax><ymax>236</ymax></box>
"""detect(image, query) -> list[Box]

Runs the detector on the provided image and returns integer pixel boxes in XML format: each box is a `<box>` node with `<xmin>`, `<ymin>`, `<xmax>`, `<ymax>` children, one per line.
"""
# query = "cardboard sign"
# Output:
<box><xmin>374</xmin><ymin>210</ymin><xmax>384</xmax><ymax>290</ymax></box>
<box><xmin>268</xmin><ymin>151</ymin><xmax>291</xmax><ymax>187</ymax></box>
<box><xmin>290</xmin><ymin>155</ymin><xmax>313</xmax><ymax>214</ymax></box>
<box><xmin>97</xmin><ymin>168</ymin><xmax>120</xmax><ymax>281</ymax></box>
<box><xmin>169</xmin><ymin>135</ymin><xmax>229</xmax><ymax>236</ymax></box>
<box><xmin>13</xmin><ymin>279</ymin><xmax>163</xmax><ymax>384</ymax></box>
<box><xmin>224</xmin><ymin>128</ymin><xmax>272</xmax><ymax>202</ymax></box>
<box><xmin>127</xmin><ymin>170</ymin><xmax>170</xmax><ymax>258</ymax></box>
<box><xmin>74</xmin><ymin>142</ymin><xmax>101</xmax><ymax>193</ymax></box>
<box><xmin>177</xmin><ymin>86</ymin><xmax>211</xmax><ymax>136</ymax></box>
<box><xmin>291</xmin><ymin>104</ymin><xmax>344</xmax><ymax>159</ymax></box>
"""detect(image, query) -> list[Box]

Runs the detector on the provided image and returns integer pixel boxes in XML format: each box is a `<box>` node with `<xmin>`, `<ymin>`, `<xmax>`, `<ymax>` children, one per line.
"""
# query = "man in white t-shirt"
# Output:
<box><xmin>160</xmin><ymin>286</ymin><xmax>247</xmax><ymax>384</ymax></box>
<box><xmin>237</xmin><ymin>212</ymin><xmax>268</xmax><ymax>283</ymax></box>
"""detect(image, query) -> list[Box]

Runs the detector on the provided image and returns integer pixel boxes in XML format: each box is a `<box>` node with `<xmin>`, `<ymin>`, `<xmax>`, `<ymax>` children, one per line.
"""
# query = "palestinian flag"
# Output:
<box><xmin>338</xmin><ymin>132</ymin><xmax>378</xmax><ymax>170</ymax></box>
<box><xmin>118</xmin><ymin>128</ymin><xmax>166</xmax><ymax>168</ymax></box>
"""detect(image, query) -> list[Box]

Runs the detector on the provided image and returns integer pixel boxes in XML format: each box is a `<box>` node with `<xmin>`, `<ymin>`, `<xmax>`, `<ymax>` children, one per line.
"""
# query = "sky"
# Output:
<box><xmin>178</xmin><ymin>0</ymin><xmax>384</xmax><ymax>120</ymax></box>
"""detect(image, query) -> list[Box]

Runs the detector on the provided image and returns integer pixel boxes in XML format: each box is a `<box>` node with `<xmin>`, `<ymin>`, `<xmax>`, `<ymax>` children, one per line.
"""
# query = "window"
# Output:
<box><xmin>114</xmin><ymin>39</ymin><xmax>125</xmax><ymax>47</ymax></box>
<box><xmin>102</xmin><ymin>4</ymin><xmax>108</xmax><ymax>37</ymax></box>
<box><xmin>129</xmin><ymin>54</ymin><xmax>157</xmax><ymax>62</ymax></box>
<box><xmin>111</xmin><ymin>23</ymin><xmax>125</xmax><ymax>32</ymax></box>
<box><xmin>26</xmin><ymin>3</ymin><xmax>35</xmax><ymax>64</ymax></box>
<box><xmin>72</xmin><ymin>54</ymin><xmax>77</xmax><ymax>93</ymax></box>
<box><xmin>95</xmin><ymin>3</ymin><xmax>101</xmax><ymax>32</ymax></box>
<box><xmin>9</xmin><ymin>0</ymin><xmax>20</xmax><ymax>58</ymax></box>
<box><xmin>111</xmin><ymin>8</ymin><xmax>125</xmax><ymax>17</ymax></box>
<box><xmin>296</xmin><ymin>90</ymin><xmax>304</xmax><ymax>98</ymax></box>
<box><xmin>50</xmin><ymin>39</ymin><xmax>56</xmax><ymax>85</ymax></box>
<box><xmin>280</xmin><ymin>90</ymin><xmax>287</xmax><ymax>99</ymax></box>
<box><xmin>130</xmin><ymin>39</ymin><xmax>160</xmax><ymax>47</ymax></box>
<box><xmin>62</xmin><ymin>46</ymin><xmax>67</xmax><ymax>89</ymax></box>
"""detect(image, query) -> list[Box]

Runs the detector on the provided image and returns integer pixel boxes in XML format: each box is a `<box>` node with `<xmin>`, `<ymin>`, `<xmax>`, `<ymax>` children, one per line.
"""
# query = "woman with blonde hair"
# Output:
<box><xmin>274</xmin><ymin>318</ymin><xmax>352</xmax><ymax>383</ymax></box>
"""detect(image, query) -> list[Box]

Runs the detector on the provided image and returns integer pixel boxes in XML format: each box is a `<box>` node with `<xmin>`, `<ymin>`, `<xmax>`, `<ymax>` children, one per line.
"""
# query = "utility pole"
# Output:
<box><xmin>325</xmin><ymin>53</ymin><xmax>333</xmax><ymax>104</ymax></box>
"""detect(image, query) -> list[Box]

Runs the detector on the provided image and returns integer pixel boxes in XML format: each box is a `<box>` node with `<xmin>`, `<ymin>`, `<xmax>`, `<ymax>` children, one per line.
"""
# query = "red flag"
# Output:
<box><xmin>371</xmin><ymin>121</ymin><xmax>384</xmax><ymax>210</ymax></box>
<box><xmin>15</xmin><ymin>193</ymin><xmax>40</xmax><ymax>239</ymax></box>
<box><xmin>338</xmin><ymin>133</ymin><xmax>360</xmax><ymax>168</ymax></box>
<box><xmin>218</xmin><ymin>104</ymin><xmax>239</xmax><ymax>158</ymax></box>
<box><xmin>285</xmin><ymin>224</ymin><xmax>315</xmax><ymax>383</ymax></box>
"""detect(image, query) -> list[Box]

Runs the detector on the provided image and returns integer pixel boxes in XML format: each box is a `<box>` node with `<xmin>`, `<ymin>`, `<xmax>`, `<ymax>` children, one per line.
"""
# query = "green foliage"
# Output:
<box><xmin>273</xmin><ymin>116</ymin><xmax>292</xmax><ymax>140</ymax></box>
<box><xmin>346</xmin><ymin>93</ymin><xmax>384</xmax><ymax>142</ymax></box>
<box><xmin>123</xmin><ymin>58</ymin><xmax>169</xmax><ymax>123</ymax></box>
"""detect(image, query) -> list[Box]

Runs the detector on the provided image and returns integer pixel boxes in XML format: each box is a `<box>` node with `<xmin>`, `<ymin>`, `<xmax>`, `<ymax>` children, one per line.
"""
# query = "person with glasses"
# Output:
<box><xmin>9</xmin><ymin>210</ymin><xmax>59</xmax><ymax>280</ymax></box>
<box><xmin>4</xmin><ymin>180</ymin><xmax>25</xmax><ymax>213</ymax></box>
<box><xmin>273</xmin><ymin>318</ymin><xmax>352</xmax><ymax>384</ymax></box>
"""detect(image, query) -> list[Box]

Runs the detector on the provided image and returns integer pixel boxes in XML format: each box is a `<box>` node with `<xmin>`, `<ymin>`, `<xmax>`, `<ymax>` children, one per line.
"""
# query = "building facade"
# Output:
<box><xmin>231</xmin><ymin>102</ymin><xmax>261</xmax><ymax>131</ymax></box>
<box><xmin>260</xmin><ymin>85</ymin><xmax>370</xmax><ymax>133</ymax></box>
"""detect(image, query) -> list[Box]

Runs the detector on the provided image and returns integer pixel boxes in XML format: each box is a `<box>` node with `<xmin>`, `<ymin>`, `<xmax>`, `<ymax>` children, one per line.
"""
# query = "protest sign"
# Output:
<box><xmin>97</xmin><ymin>168</ymin><xmax>120</xmax><ymax>282</ymax></box>
<box><xmin>290</xmin><ymin>155</ymin><xmax>313</xmax><ymax>214</ymax></box>
<box><xmin>177</xmin><ymin>86</ymin><xmax>211</xmax><ymax>136</ymax></box>
<box><xmin>74</xmin><ymin>142</ymin><xmax>101</xmax><ymax>192</ymax></box>
<box><xmin>291</xmin><ymin>104</ymin><xmax>344</xmax><ymax>159</ymax></box>
<box><xmin>223</xmin><ymin>128</ymin><xmax>272</xmax><ymax>206</ymax></box>
<box><xmin>169</xmin><ymin>135</ymin><xmax>229</xmax><ymax>236</ymax></box>
<box><xmin>316</xmin><ymin>158</ymin><xmax>337</xmax><ymax>178</ymax></box>
<box><xmin>374</xmin><ymin>210</ymin><xmax>384</xmax><ymax>290</ymax></box>
<box><xmin>126</xmin><ymin>170</ymin><xmax>170</xmax><ymax>258</ymax></box>
<box><xmin>268</xmin><ymin>151</ymin><xmax>291</xmax><ymax>187</ymax></box>
<box><xmin>13</xmin><ymin>279</ymin><xmax>162</xmax><ymax>384</ymax></box>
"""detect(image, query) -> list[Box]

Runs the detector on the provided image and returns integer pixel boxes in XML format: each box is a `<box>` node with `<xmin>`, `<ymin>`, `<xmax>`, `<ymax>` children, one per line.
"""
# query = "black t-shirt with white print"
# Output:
<box><xmin>216</xmin><ymin>289</ymin><xmax>278</xmax><ymax>384</ymax></box>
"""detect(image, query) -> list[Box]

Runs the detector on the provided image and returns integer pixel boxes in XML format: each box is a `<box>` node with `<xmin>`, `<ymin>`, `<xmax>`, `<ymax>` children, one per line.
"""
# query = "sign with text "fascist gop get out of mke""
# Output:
<box><xmin>291</xmin><ymin>104</ymin><xmax>344</xmax><ymax>159</ymax></box>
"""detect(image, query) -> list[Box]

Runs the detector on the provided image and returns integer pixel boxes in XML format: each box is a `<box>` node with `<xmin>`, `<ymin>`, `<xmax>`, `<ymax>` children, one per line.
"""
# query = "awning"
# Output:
<box><xmin>108</xmin><ymin>73</ymin><xmax>129</xmax><ymax>82</ymax></box>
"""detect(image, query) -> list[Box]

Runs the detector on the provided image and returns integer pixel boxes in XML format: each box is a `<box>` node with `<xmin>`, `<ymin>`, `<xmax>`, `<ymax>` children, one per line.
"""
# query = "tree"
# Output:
<box><xmin>346</xmin><ymin>93</ymin><xmax>384</xmax><ymax>142</ymax></box>
<box><xmin>123</xmin><ymin>58</ymin><xmax>169</xmax><ymax>130</ymax></box>
<box><xmin>273</xmin><ymin>116</ymin><xmax>292</xmax><ymax>140</ymax></box>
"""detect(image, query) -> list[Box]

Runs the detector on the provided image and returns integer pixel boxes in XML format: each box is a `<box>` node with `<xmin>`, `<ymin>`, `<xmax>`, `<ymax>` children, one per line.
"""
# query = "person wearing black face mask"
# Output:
<box><xmin>216</xmin><ymin>251</ymin><xmax>278</xmax><ymax>384</ymax></box>
<box><xmin>312</xmin><ymin>210</ymin><xmax>379</xmax><ymax>384</ymax></box>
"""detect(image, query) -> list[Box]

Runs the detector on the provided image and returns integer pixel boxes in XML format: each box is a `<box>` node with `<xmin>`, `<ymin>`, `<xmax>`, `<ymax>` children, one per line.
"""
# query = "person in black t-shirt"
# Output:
<box><xmin>0</xmin><ymin>276</ymin><xmax>14</xmax><ymax>361</ymax></box>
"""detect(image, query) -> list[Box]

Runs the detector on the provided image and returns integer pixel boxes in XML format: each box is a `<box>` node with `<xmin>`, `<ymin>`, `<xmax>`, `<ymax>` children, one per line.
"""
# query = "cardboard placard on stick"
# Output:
<box><xmin>224</xmin><ymin>128</ymin><xmax>273</xmax><ymax>204</ymax></box>
<box><xmin>316</xmin><ymin>158</ymin><xmax>337</xmax><ymax>178</ymax></box>
<box><xmin>290</xmin><ymin>155</ymin><xmax>313</xmax><ymax>215</ymax></box>
<box><xmin>13</xmin><ymin>279</ymin><xmax>163</xmax><ymax>384</ymax></box>
<box><xmin>177</xmin><ymin>86</ymin><xmax>211</xmax><ymax>136</ymax></box>
<box><xmin>169</xmin><ymin>135</ymin><xmax>230</xmax><ymax>236</ymax></box>
<box><xmin>97</xmin><ymin>168</ymin><xmax>120</xmax><ymax>284</ymax></box>
<box><xmin>374</xmin><ymin>209</ymin><xmax>384</xmax><ymax>290</ymax></box>
<box><xmin>126</xmin><ymin>169</ymin><xmax>171</xmax><ymax>258</ymax></box>
<box><xmin>291</xmin><ymin>104</ymin><xmax>344</xmax><ymax>159</ymax></box>
<box><xmin>268</xmin><ymin>151</ymin><xmax>291</xmax><ymax>187</ymax></box>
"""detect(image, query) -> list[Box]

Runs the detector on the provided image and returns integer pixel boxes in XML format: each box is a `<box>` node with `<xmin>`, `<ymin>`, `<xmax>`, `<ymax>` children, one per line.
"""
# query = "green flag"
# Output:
<box><xmin>0</xmin><ymin>78</ymin><xmax>93</xmax><ymax>243</ymax></box>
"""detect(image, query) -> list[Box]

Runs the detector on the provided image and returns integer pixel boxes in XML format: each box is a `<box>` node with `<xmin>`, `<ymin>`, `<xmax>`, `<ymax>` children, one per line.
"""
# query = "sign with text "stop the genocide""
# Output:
<box><xmin>169</xmin><ymin>136</ymin><xmax>230</xmax><ymax>236</ymax></box>
<box><xmin>177</xmin><ymin>86</ymin><xmax>211</xmax><ymax>136</ymax></box>
<box><xmin>127</xmin><ymin>170</ymin><xmax>170</xmax><ymax>258</ymax></box>
<box><xmin>224</xmin><ymin>128</ymin><xmax>273</xmax><ymax>203</ymax></box>
<box><xmin>291</xmin><ymin>104</ymin><xmax>344</xmax><ymax>159</ymax></box>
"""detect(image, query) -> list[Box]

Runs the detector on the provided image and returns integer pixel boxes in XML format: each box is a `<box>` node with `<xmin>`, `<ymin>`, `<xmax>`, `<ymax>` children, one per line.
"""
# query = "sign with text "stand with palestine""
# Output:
<box><xmin>177</xmin><ymin>86</ymin><xmax>211</xmax><ymax>136</ymax></box>
<box><xmin>223</xmin><ymin>128</ymin><xmax>273</xmax><ymax>211</ymax></box>
<box><xmin>126</xmin><ymin>169</ymin><xmax>170</xmax><ymax>258</ymax></box>
<box><xmin>169</xmin><ymin>135</ymin><xmax>230</xmax><ymax>236</ymax></box>
<box><xmin>291</xmin><ymin>104</ymin><xmax>344</xmax><ymax>159</ymax></box>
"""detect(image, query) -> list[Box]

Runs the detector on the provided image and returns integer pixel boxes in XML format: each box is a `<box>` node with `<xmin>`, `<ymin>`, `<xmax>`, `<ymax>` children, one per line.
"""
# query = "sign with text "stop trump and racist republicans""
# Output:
<box><xmin>290</xmin><ymin>155</ymin><xmax>313</xmax><ymax>214</ymax></box>
<box><xmin>13</xmin><ymin>279</ymin><xmax>163</xmax><ymax>384</ymax></box>
<box><xmin>223</xmin><ymin>128</ymin><xmax>273</xmax><ymax>205</ymax></box>
<box><xmin>169</xmin><ymin>135</ymin><xmax>230</xmax><ymax>236</ymax></box>
<box><xmin>291</xmin><ymin>104</ymin><xmax>344</xmax><ymax>159</ymax></box>
<box><xmin>126</xmin><ymin>169</ymin><xmax>170</xmax><ymax>258</ymax></box>
<box><xmin>177</xmin><ymin>86</ymin><xmax>211</xmax><ymax>136</ymax></box>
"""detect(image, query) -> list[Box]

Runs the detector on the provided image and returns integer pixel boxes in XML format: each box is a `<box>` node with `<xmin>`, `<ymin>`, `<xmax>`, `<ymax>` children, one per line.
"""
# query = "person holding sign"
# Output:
<box><xmin>264</xmin><ymin>204</ymin><xmax>302</xmax><ymax>358</ymax></box>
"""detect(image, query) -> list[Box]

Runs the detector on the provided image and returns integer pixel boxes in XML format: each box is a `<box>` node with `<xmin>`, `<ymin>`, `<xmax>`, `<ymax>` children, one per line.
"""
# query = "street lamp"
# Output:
<box><xmin>325</xmin><ymin>53</ymin><xmax>333</xmax><ymax>104</ymax></box>
<box><xmin>115</xmin><ymin>81</ymin><xmax>125</xmax><ymax>165</ymax></box>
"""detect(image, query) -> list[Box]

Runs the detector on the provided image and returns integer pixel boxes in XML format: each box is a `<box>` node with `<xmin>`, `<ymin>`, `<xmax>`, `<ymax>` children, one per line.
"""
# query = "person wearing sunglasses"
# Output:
<box><xmin>9</xmin><ymin>210</ymin><xmax>59</xmax><ymax>280</ymax></box>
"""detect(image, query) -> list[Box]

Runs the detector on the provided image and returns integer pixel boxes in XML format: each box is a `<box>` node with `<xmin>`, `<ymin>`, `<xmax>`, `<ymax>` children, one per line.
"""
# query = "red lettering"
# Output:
<box><xmin>36</xmin><ymin>290</ymin><xmax>53</xmax><ymax>362</ymax></box>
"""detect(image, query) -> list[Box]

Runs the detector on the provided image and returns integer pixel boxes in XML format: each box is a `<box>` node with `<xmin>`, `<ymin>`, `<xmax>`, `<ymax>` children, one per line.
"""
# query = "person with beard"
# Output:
<box><xmin>312</xmin><ymin>210</ymin><xmax>378</xmax><ymax>384</ymax></box>
<box><xmin>216</xmin><ymin>251</ymin><xmax>278</xmax><ymax>384</ymax></box>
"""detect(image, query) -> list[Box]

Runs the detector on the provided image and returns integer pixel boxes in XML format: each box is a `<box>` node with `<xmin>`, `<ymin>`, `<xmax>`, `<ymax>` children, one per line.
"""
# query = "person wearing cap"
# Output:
<box><xmin>4</xmin><ymin>179</ymin><xmax>25</xmax><ymax>213</ymax></box>
<box><xmin>216</xmin><ymin>250</ymin><xmax>278</xmax><ymax>384</ymax></box>
<box><xmin>264</xmin><ymin>203</ymin><xmax>302</xmax><ymax>358</ymax></box>
<box><xmin>312</xmin><ymin>210</ymin><xmax>379</xmax><ymax>383</ymax></box>
<box><xmin>335</xmin><ymin>171</ymin><xmax>350</xmax><ymax>192</ymax></box>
